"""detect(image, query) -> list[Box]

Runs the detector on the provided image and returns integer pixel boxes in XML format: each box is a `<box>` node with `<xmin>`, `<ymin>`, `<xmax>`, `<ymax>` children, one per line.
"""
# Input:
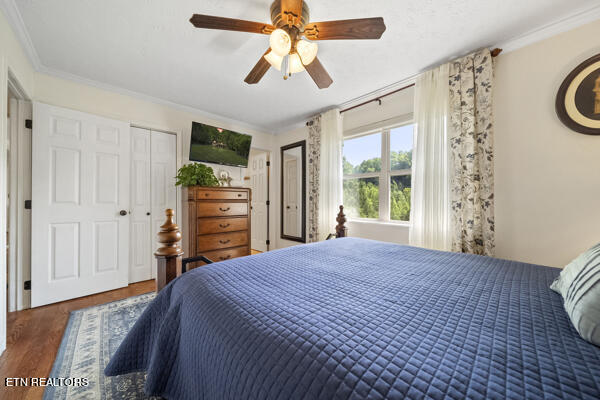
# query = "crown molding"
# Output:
<box><xmin>335</xmin><ymin>4</ymin><xmax>600</xmax><ymax>118</ymax></box>
<box><xmin>275</xmin><ymin>5</ymin><xmax>600</xmax><ymax>134</ymax></box>
<box><xmin>37</xmin><ymin>64</ymin><xmax>274</xmax><ymax>135</ymax></box>
<box><xmin>3</xmin><ymin>0</ymin><xmax>600</xmax><ymax>136</ymax></box>
<box><xmin>0</xmin><ymin>0</ymin><xmax>41</xmax><ymax>69</ymax></box>
<box><xmin>495</xmin><ymin>4</ymin><xmax>600</xmax><ymax>53</ymax></box>
<box><xmin>0</xmin><ymin>0</ymin><xmax>273</xmax><ymax>135</ymax></box>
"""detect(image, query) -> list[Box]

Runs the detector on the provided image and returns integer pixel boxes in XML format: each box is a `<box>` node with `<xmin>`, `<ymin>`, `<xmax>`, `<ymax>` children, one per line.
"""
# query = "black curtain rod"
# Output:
<box><xmin>304</xmin><ymin>47</ymin><xmax>503</xmax><ymax>124</ymax></box>
<box><xmin>340</xmin><ymin>83</ymin><xmax>415</xmax><ymax>114</ymax></box>
<box><xmin>306</xmin><ymin>82</ymin><xmax>414</xmax><ymax>126</ymax></box>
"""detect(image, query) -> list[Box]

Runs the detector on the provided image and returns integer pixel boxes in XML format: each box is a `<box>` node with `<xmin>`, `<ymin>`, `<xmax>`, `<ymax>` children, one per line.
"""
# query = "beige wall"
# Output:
<box><xmin>494</xmin><ymin>19</ymin><xmax>600</xmax><ymax>268</ymax></box>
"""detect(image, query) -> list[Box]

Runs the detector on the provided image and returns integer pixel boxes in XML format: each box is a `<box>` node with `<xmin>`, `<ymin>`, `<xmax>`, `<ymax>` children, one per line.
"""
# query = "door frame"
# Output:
<box><xmin>7</xmin><ymin>95</ymin><xmax>32</xmax><ymax>313</ymax></box>
<box><xmin>1</xmin><ymin>69</ymin><xmax>32</xmax><ymax>354</ymax></box>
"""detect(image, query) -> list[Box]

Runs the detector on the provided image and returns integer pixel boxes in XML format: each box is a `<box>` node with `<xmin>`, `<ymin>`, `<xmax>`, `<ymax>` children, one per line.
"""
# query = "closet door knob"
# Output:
<box><xmin>146</xmin><ymin>212</ymin><xmax>151</xmax><ymax>216</ymax></box>
<box><xmin>119</xmin><ymin>210</ymin><xmax>128</xmax><ymax>216</ymax></box>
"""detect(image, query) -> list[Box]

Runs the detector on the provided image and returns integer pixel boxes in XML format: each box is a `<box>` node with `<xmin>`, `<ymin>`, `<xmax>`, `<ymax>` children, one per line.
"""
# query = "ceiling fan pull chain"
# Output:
<box><xmin>283</xmin><ymin>55</ymin><xmax>290</xmax><ymax>80</ymax></box>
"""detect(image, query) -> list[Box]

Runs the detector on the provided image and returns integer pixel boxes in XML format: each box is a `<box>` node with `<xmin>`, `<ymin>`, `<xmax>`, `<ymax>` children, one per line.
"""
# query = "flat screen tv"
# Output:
<box><xmin>189</xmin><ymin>122</ymin><xmax>252</xmax><ymax>168</ymax></box>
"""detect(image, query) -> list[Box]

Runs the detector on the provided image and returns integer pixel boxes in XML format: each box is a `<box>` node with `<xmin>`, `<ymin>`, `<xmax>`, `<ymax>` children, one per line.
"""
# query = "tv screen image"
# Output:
<box><xmin>189</xmin><ymin>122</ymin><xmax>252</xmax><ymax>168</ymax></box>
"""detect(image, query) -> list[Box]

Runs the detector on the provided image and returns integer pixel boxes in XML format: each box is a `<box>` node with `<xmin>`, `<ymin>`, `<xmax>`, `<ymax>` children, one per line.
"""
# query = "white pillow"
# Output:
<box><xmin>551</xmin><ymin>243</ymin><xmax>600</xmax><ymax>346</ymax></box>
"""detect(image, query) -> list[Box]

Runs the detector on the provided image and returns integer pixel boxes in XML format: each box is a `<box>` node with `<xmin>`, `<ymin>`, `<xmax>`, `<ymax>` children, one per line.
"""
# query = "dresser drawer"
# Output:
<box><xmin>197</xmin><ymin>231</ymin><xmax>248</xmax><ymax>252</ymax></box>
<box><xmin>187</xmin><ymin>246</ymin><xmax>249</xmax><ymax>270</ymax></box>
<box><xmin>197</xmin><ymin>217</ymin><xmax>248</xmax><ymax>235</ymax></box>
<box><xmin>205</xmin><ymin>246</ymin><xmax>249</xmax><ymax>263</ymax></box>
<box><xmin>195</xmin><ymin>189</ymin><xmax>248</xmax><ymax>201</ymax></box>
<box><xmin>197</xmin><ymin>202</ymin><xmax>248</xmax><ymax>217</ymax></box>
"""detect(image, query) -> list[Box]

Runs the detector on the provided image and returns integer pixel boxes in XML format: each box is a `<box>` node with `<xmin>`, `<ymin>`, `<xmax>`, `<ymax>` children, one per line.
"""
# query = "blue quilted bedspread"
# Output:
<box><xmin>105</xmin><ymin>238</ymin><xmax>600</xmax><ymax>399</ymax></box>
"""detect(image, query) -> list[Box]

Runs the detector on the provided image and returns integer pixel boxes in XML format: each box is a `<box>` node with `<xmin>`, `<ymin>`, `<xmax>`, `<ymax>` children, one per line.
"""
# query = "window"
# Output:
<box><xmin>343</xmin><ymin>122</ymin><xmax>414</xmax><ymax>222</ymax></box>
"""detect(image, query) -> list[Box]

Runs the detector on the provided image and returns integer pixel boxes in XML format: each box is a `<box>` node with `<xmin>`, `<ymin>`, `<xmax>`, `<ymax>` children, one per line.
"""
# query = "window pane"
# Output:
<box><xmin>390</xmin><ymin>175</ymin><xmax>411</xmax><ymax>221</ymax></box>
<box><xmin>343</xmin><ymin>132</ymin><xmax>381</xmax><ymax>174</ymax></box>
<box><xmin>343</xmin><ymin>177</ymin><xmax>379</xmax><ymax>219</ymax></box>
<box><xmin>390</xmin><ymin>125</ymin><xmax>413</xmax><ymax>171</ymax></box>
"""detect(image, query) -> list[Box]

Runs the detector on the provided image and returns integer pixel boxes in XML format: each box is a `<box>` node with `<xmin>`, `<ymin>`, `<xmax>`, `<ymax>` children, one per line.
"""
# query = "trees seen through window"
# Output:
<box><xmin>343</xmin><ymin>124</ymin><xmax>414</xmax><ymax>222</ymax></box>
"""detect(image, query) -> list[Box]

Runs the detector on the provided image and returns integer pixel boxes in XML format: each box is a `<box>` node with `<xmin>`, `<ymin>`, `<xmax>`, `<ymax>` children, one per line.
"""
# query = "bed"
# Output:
<box><xmin>105</xmin><ymin>238</ymin><xmax>600</xmax><ymax>399</ymax></box>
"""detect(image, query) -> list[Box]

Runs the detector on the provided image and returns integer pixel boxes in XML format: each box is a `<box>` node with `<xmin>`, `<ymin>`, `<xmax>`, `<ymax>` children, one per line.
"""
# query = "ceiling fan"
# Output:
<box><xmin>189</xmin><ymin>0</ymin><xmax>386</xmax><ymax>89</ymax></box>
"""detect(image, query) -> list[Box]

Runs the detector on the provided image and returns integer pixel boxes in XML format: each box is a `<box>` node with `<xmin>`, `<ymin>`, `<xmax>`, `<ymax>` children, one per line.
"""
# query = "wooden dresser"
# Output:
<box><xmin>186</xmin><ymin>186</ymin><xmax>251</xmax><ymax>269</ymax></box>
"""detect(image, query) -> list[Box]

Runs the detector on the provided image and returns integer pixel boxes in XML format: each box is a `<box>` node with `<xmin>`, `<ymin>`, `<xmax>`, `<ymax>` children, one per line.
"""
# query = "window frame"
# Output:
<box><xmin>343</xmin><ymin>115</ymin><xmax>414</xmax><ymax>225</ymax></box>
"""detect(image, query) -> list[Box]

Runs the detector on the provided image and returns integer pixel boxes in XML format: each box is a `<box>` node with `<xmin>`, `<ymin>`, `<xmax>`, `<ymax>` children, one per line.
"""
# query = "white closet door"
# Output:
<box><xmin>129</xmin><ymin>127</ymin><xmax>152</xmax><ymax>283</ymax></box>
<box><xmin>31</xmin><ymin>102</ymin><xmax>130</xmax><ymax>307</ymax></box>
<box><xmin>250</xmin><ymin>152</ymin><xmax>268</xmax><ymax>252</ymax></box>
<box><xmin>150</xmin><ymin>131</ymin><xmax>177</xmax><ymax>278</ymax></box>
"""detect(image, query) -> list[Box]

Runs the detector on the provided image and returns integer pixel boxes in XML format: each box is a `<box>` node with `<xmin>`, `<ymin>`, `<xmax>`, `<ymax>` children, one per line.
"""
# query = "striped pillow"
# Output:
<box><xmin>551</xmin><ymin>243</ymin><xmax>600</xmax><ymax>345</ymax></box>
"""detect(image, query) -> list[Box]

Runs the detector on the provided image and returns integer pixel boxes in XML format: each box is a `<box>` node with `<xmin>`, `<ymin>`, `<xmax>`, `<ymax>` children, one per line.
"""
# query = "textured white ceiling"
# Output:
<box><xmin>13</xmin><ymin>0</ymin><xmax>599</xmax><ymax>132</ymax></box>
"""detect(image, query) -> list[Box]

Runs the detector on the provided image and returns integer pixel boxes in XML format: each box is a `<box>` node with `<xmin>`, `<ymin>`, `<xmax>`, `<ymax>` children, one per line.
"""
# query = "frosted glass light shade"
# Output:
<box><xmin>269</xmin><ymin>29</ymin><xmax>291</xmax><ymax>56</ymax></box>
<box><xmin>264</xmin><ymin>51</ymin><xmax>283</xmax><ymax>71</ymax></box>
<box><xmin>297</xmin><ymin>40</ymin><xmax>318</xmax><ymax>65</ymax></box>
<box><xmin>289</xmin><ymin>53</ymin><xmax>305</xmax><ymax>74</ymax></box>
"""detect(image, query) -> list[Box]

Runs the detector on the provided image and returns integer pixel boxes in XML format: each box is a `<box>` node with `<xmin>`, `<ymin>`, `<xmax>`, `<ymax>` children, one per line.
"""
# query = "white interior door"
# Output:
<box><xmin>129</xmin><ymin>129</ymin><xmax>177</xmax><ymax>282</ymax></box>
<box><xmin>284</xmin><ymin>158</ymin><xmax>299</xmax><ymax>236</ymax></box>
<box><xmin>150</xmin><ymin>130</ymin><xmax>177</xmax><ymax>278</ymax></box>
<box><xmin>249</xmin><ymin>152</ymin><xmax>268</xmax><ymax>252</ymax></box>
<box><xmin>129</xmin><ymin>127</ymin><xmax>152</xmax><ymax>283</ymax></box>
<box><xmin>31</xmin><ymin>102</ymin><xmax>130</xmax><ymax>307</ymax></box>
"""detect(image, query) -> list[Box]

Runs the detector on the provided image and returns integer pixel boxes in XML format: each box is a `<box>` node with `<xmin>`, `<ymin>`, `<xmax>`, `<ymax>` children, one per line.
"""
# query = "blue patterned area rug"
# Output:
<box><xmin>44</xmin><ymin>292</ymin><xmax>157</xmax><ymax>399</ymax></box>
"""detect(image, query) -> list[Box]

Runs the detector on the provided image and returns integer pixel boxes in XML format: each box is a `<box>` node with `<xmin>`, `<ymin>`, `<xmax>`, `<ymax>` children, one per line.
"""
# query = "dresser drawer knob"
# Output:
<box><xmin>219</xmin><ymin>223</ymin><xmax>230</xmax><ymax>228</ymax></box>
<box><xmin>219</xmin><ymin>207</ymin><xmax>231</xmax><ymax>212</ymax></box>
<box><xmin>237</xmin><ymin>194</ymin><xmax>242</xmax><ymax>197</ymax></box>
<box><xmin>219</xmin><ymin>239</ymin><xmax>231</xmax><ymax>244</ymax></box>
<box><xmin>219</xmin><ymin>255</ymin><xmax>232</xmax><ymax>260</ymax></box>
<box><xmin>205</xmin><ymin>193</ymin><xmax>210</xmax><ymax>197</ymax></box>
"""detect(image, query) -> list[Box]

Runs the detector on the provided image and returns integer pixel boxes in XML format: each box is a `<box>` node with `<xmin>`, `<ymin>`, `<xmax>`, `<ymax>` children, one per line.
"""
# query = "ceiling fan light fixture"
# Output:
<box><xmin>191</xmin><ymin>3</ymin><xmax>386</xmax><ymax>88</ymax></box>
<box><xmin>289</xmin><ymin>53</ymin><xmax>305</xmax><ymax>74</ymax></box>
<box><xmin>297</xmin><ymin>39</ymin><xmax>318</xmax><ymax>65</ymax></box>
<box><xmin>264</xmin><ymin>51</ymin><xmax>283</xmax><ymax>71</ymax></box>
<box><xmin>269</xmin><ymin>29</ymin><xmax>292</xmax><ymax>56</ymax></box>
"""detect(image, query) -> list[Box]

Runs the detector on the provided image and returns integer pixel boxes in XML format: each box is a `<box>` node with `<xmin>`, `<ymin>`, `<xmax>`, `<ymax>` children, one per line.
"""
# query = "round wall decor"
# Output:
<box><xmin>556</xmin><ymin>53</ymin><xmax>600</xmax><ymax>135</ymax></box>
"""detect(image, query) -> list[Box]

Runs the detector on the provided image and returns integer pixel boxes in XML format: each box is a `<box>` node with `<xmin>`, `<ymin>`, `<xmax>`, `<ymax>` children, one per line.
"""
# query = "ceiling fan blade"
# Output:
<box><xmin>244</xmin><ymin>49</ymin><xmax>272</xmax><ymax>85</ymax></box>
<box><xmin>280</xmin><ymin>0</ymin><xmax>304</xmax><ymax>27</ymax></box>
<box><xmin>304</xmin><ymin>57</ymin><xmax>333</xmax><ymax>89</ymax></box>
<box><xmin>303</xmin><ymin>18</ymin><xmax>386</xmax><ymax>40</ymax></box>
<box><xmin>190</xmin><ymin>14</ymin><xmax>275</xmax><ymax>35</ymax></box>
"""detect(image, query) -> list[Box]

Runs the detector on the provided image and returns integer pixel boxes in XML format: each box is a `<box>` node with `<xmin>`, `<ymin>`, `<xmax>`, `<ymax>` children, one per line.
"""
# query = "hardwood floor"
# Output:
<box><xmin>251</xmin><ymin>249</ymin><xmax>262</xmax><ymax>255</ymax></box>
<box><xmin>0</xmin><ymin>280</ymin><xmax>155</xmax><ymax>400</ymax></box>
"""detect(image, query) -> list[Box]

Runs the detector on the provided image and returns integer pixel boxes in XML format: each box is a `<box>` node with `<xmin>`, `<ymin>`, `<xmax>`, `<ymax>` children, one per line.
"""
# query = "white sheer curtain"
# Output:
<box><xmin>409</xmin><ymin>64</ymin><xmax>452</xmax><ymax>251</ymax></box>
<box><xmin>317</xmin><ymin>108</ymin><xmax>343</xmax><ymax>241</ymax></box>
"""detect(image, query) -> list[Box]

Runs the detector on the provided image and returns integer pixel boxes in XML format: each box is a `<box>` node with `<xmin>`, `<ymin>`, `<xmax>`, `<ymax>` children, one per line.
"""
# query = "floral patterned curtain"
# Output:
<box><xmin>307</xmin><ymin>115</ymin><xmax>321</xmax><ymax>243</ymax></box>
<box><xmin>448</xmin><ymin>49</ymin><xmax>495</xmax><ymax>256</ymax></box>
